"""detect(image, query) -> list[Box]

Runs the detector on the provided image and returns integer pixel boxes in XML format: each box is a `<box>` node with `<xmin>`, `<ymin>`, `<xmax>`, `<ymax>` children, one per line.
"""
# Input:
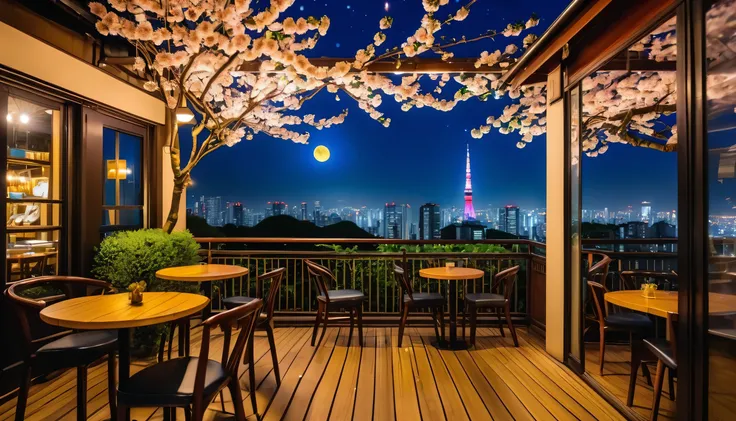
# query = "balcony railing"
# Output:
<box><xmin>193</xmin><ymin>237</ymin><xmax>686</xmax><ymax>332</ymax></box>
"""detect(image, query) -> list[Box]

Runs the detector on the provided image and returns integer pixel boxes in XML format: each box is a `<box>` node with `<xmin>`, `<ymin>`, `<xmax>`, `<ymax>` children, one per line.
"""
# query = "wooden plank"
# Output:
<box><xmin>329</xmin><ymin>328</ymin><xmax>363</xmax><ymax>421</ymax></box>
<box><xmin>454</xmin><ymin>351</ymin><xmax>514</xmax><ymax>421</ymax></box>
<box><xmin>262</xmin><ymin>329</ymin><xmax>339</xmax><ymax>421</ymax></box>
<box><xmin>421</xmin><ymin>334</ymin><xmax>470</xmax><ymax>421</ymax></box>
<box><xmin>373</xmin><ymin>327</ymin><xmax>395</xmax><ymax>421</ymax></box>
<box><xmin>351</xmin><ymin>329</ymin><xmax>376</xmax><ymax>421</ymax></box>
<box><xmin>280</xmin><ymin>328</ymin><xmax>339</xmax><ymax>421</ymax></box>
<box><xmin>408</xmin><ymin>328</ymin><xmax>446</xmax><ymax>421</ymax></box>
<box><xmin>391</xmin><ymin>327</ymin><xmax>421</xmax><ymax>421</ymax></box>
<box><xmin>304</xmin><ymin>331</ymin><xmax>351</xmax><ymax>421</ymax></box>
<box><xmin>484</xmin><ymin>332</ymin><xmax>597</xmax><ymax>421</ymax></box>
<box><xmin>437</xmin><ymin>346</ymin><xmax>495</xmax><ymax>420</ymax></box>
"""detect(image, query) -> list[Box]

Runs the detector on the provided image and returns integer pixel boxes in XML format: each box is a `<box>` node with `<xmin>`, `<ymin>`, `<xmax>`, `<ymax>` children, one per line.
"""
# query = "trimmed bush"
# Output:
<box><xmin>92</xmin><ymin>229</ymin><xmax>201</xmax><ymax>355</ymax></box>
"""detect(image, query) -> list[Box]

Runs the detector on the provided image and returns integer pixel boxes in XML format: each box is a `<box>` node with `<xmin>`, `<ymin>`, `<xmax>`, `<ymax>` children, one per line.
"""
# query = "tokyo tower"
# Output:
<box><xmin>464</xmin><ymin>144</ymin><xmax>476</xmax><ymax>220</ymax></box>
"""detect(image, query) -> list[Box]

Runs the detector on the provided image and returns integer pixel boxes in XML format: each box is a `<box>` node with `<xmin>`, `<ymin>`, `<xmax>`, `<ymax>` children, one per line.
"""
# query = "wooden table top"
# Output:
<box><xmin>40</xmin><ymin>292</ymin><xmax>209</xmax><ymax>330</ymax></box>
<box><xmin>419</xmin><ymin>267</ymin><xmax>485</xmax><ymax>280</ymax></box>
<box><xmin>156</xmin><ymin>264</ymin><xmax>249</xmax><ymax>282</ymax></box>
<box><xmin>605</xmin><ymin>290</ymin><xmax>736</xmax><ymax>318</ymax></box>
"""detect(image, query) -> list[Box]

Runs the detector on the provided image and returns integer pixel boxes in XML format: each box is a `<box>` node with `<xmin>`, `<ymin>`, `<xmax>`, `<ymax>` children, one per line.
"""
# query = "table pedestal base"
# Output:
<box><xmin>431</xmin><ymin>339</ymin><xmax>471</xmax><ymax>350</ymax></box>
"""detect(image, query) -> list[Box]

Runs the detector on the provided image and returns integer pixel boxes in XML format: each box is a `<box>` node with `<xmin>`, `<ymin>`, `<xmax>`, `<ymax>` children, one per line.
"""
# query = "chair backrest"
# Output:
<box><xmin>587</xmin><ymin>254</ymin><xmax>612</xmax><ymax>285</ymax></box>
<box><xmin>491</xmin><ymin>265</ymin><xmax>520</xmax><ymax>300</ymax></box>
<box><xmin>258</xmin><ymin>268</ymin><xmax>285</xmax><ymax>321</ymax></box>
<box><xmin>194</xmin><ymin>299</ymin><xmax>262</xmax><ymax>416</ymax></box>
<box><xmin>393</xmin><ymin>263</ymin><xmax>413</xmax><ymax>300</ymax></box>
<box><xmin>587</xmin><ymin>280</ymin><xmax>609</xmax><ymax>324</ymax></box>
<box><xmin>5</xmin><ymin>276</ymin><xmax>114</xmax><ymax>354</ymax></box>
<box><xmin>304</xmin><ymin>260</ymin><xmax>335</xmax><ymax>299</ymax></box>
<box><xmin>19</xmin><ymin>255</ymin><xmax>46</xmax><ymax>279</ymax></box>
<box><xmin>619</xmin><ymin>271</ymin><xmax>678</xmax><ymax>291</ymax></box>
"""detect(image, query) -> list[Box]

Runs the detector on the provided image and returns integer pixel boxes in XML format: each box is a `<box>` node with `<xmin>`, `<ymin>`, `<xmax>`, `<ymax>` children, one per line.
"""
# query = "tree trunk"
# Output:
<box><xmin>162</xmin><ymin>180</ymin><xmax>185</xmax><ymax>233</ymax></box>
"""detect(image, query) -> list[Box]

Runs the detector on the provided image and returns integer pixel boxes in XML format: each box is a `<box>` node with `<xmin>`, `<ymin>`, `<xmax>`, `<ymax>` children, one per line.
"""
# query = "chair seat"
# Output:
<box><xmin>405</xmin><ymin>292</ymin><xmax>444</xmax><ymax>306</ymax></box>
<box><xmin>318</xmin><ymin>289</ymin><xmax>365</xmax><ymax>303</ymax></box>
<box><xmin>222</xmin><ymin>295</ymin><xmax>258</xmax><ymax>309</ymax></box>
<box><xmin>605</xmin><ymin>312</ymin><xmax>653</xmax><ymax>330</ymax></box>
<box><xmin>38</xmin><ymin>330</ymin><xmax>117</xmax><ymax>354</ymax></box>
<box><xmin>465</xmin><ymin>293</ymin><xmax>506</xmax><ymax>306</ymax></box>
<box><xmin>644</xmin><ymin>338</ymin><xmax>677</xmax><ymax>370</ymax></box>
<box><xmin>117</xmin><ymin>357</ymin><xmax>229</xmax><ymax>406</ymax></box>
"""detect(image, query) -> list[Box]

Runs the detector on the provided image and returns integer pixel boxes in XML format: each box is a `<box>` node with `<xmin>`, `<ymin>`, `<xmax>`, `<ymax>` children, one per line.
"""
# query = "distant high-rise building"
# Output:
<box><xmin>271</xmin><ymin>201</ymin><xmax>287</xmax><ymax>216</ymax></box>
<box><xmin>441</xmin><ymin>221</ymin><xmax>485</xmax><ymax>240</ymax></box>
<box><xmin>232</xmin><ymin>202</ymin><xmax>243</xmax><ymax>226</ymax></box>
<box><xmin>464</xmin><ymin>144</ymin><xmax>476</xmax><ymax>220</ymax></box>
<box><xmin>419</xmin><ymin>203</ymin><xmax>441</xmax><ymax>240</ymax></box>
<box><xmin>203</xmin><ymin>196</ymin><xmax>223</xmax><ymax>226</ymax></box>
<box><xmin>624</xmin><ymin>221</ymin><xmax>649</xmax><ymax>239</ymax></box>
<box><xmin>383</xmin><ymin>202</ymin><xmax>402</xmax><ymax>239</ymax></box>
<box><xmin>499</xmin><ymin>205</ymin><xmax>520</xmax><ymax>236</ymax></box>
<box><xmin>641</xmin><ymin>201</ymin><xmax>652</xmax><ymax>225</ymax></box>
<box><xmin>400</xmin><ymin>204</ymin><xmax>411</xmax><ymax>239</ymax></box>
<box><xmin>300</xmin><ymin>202</ymin><xmax>308</xmax><ymax>220</ymax></box>
<box><xmin>313</xmin><ymin>201</ymin><xmax>323</xmax><ymax>227</ymax></box>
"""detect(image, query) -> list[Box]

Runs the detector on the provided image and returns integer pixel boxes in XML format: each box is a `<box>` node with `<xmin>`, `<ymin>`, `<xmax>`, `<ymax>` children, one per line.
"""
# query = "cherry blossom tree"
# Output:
<box><xmin>88</xmin><ymin>0</ymin><xmax>540</xmax><ymax>232</ymax></box>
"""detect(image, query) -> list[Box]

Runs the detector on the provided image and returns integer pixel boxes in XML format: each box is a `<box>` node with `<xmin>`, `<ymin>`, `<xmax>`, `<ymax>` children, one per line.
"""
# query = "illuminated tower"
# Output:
<box><xmin>464</xmin><ymin>144</ymin><xmax>476</xmax><ymax>220</ymax></box>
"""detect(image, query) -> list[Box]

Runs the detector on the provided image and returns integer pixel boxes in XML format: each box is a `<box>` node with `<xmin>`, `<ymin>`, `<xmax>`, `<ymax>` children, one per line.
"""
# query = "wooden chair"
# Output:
<box><xmin>393</xmin><ymin>263</ymin><xmax>445</xmax><ymax>347</ymax></box>
<box><xmin>620</xmin><ymin>271</ymin><xmax>678</xmax><ymax>291</ymax></box>
<box><xmin>305</xmin><ymin>260</ymin><xmax>365</xmax><ymax>347</ymax></box>
<box><xmin>461</xmin><ymin>265</ymin><xmax>520</xmax><ymax>347</ymax></box>
<box><xmin>117</xmin><ymin>299</ymin><xmax>263</xmax><ymax>421</ymax></box>
<box><xmin>222</xmin><ymin>267</ymin><xmax>285</xmax><ymax>385</ymax></box>
<box><xmin>587</xmin><ymin>280</ymin><xmax>654</xmax><ymax>375</ymax></box>
<box><xmin>628</xmin><ymin>313</ymin><xmax>677</xmax><ymax>421</ymax></box>
<box><xmin>5</xmin><ymin>276</ymin><xmax>118</xmax><ymax>421</ymax></box>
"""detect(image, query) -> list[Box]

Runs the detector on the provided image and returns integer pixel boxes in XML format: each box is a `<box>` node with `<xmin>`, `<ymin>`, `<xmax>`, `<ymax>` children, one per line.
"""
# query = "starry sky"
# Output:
<box><xmin>183</xmin><ymin>0</ymin><xmax>679</xmax><ymax>214</ymax></box>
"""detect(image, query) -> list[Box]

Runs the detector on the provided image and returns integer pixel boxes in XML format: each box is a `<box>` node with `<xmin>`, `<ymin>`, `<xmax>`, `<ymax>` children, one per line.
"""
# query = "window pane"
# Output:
<box><xmin>707</xmin><ymin>1</ymin><xmax>736</xmax><ymax>418</ymax></box>
<box><xmin>118</xmin><ymin>132</ymin><xmax>142</xmax><ymax>206</ymax></box>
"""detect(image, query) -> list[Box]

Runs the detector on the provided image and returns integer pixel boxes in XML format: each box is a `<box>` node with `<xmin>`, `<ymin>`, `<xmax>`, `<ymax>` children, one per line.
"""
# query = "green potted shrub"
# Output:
<box><xmin>92</xmin><ymin>229</ymin><xmax>201</xmax><ymax>356</ymax></box>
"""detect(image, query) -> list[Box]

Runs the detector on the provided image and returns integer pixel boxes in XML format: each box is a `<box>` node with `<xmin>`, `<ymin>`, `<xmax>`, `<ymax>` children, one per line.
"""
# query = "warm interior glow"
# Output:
<box><xmin>6</xmin><ymin>113</ymin><xmax>12</xmax><ymax>122</ymax></box>
<box><xmin>106</xmin><ymin>159</ymin><xmax>129</xmax><ymax>180</ymax></box>
<box><xmin>19</xmin><ymin>113</ymin><xmax>29</xmax><ymax>124</ymax></box>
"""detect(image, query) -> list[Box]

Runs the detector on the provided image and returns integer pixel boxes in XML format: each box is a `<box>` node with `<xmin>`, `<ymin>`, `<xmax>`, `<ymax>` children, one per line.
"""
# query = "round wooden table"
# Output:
<box><xmin>605</xmin><ymin>290</ymin><xmax>736</xmax><ymax>318</ymax></box>
<box><xmin>157</xmin><ymin>264</ymin><xmax>248</xmax><ymax>318</ymax></box>
<box><xmin>420</xmin><ymin>267</ymin><xmax>485</xmax><ymax>349</ymax></box>
<box><xmin>40</xmin><ymin>292</ymin><xmax>209</xmax><ymax>421</ymax></box>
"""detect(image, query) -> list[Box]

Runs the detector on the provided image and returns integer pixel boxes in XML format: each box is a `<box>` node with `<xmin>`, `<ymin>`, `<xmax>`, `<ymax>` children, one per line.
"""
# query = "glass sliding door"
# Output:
<box><xmin>568</xmin><ymin>83</ymin><xmax>584</xmax><ymax>368</ymax></box>
<box><xmin>705</xmin><ymin>1</ymin><xmax>736</xmax><ymax>418</ymax></box>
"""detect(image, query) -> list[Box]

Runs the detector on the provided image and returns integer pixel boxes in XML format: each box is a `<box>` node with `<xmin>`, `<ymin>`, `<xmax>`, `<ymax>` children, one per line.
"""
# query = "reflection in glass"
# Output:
<box><xmin>707</xmin><ymin>1</ymin><xmax>736</xmax><ymax>419</ymax></box>
<box><xmin>102</xmin><ymin>127</ymin><xmax>143</xmax><ymax>228</ymax></box>
<box><xmin>5</xmin><ymin>94</ymin><xmax>62</xmax><ymax>279</ymax></box>
<box><xmin>569</xmin><ymin>84</ymin><xmax>583</xmax><ymax>364</ymax></box>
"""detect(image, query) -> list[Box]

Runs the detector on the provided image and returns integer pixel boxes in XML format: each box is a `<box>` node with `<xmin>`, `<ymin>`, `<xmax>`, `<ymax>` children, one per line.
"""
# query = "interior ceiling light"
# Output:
<box><xmin>19</xmin><ymin>114</ymin><xmax>30</xmax><ymax>124</ymax></box>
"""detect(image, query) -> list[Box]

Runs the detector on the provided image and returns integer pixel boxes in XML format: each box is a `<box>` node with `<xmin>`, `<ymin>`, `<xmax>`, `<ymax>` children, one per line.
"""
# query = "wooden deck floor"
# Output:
<box><xmin>585</xmin><ymin>343</ymin><xmax>676</xmax><ymax>421</ymax></box>
<box><xmin>0</xmin><ymin>327</ymin><xmax>625</xmax><ymax>421</ymax></box>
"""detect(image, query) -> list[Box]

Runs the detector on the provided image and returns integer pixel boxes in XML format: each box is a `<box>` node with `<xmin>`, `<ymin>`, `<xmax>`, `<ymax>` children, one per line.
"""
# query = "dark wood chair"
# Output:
<box><xmin>461</xmin><ymin>265</ymin><xmax>520</xmax><ymax>347</ymax></box>
<box><xmin>620</xmin><ymin>271</ymin><xmax>678</xmax><ymax>291</ymax></box>
<box><xmin>222</xmin><ymin>267</ymin><xmax>285</xmax><ymax>385</ymax></box>
<box><xmin>393</xmin><ymin>263</ymin><xmax>445</xmax><ymax>347</ymax></box>
<box><xmin>117</xmin><ymin>298</ymin><xmax>263</xmax><ymax>421</ymax></box>
<box><xmin>587</xmin><ymin>280</ymin><xmax>654</xmax><ymax>375</ymax></box>
<box><xmin>305</xmin><ymin>260</ymin><xmax>365</xmax><ymax>347</ymax></box>
<box><xmin>628</xmin><ymin>312</ymin><xmax>677</xmax><ymax>421</ymax></box>
<box><xmin>5</xmin><ymin>276</ymin><xmax>118</xmax><ymax>421</ymax></box>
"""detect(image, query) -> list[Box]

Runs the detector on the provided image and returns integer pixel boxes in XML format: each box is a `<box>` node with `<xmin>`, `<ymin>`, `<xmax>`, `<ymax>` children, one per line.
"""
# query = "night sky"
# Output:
<box><xmin>183</xmin><ymin>0</ymin><xmax>679</xmax><ymax>213</ymax></box>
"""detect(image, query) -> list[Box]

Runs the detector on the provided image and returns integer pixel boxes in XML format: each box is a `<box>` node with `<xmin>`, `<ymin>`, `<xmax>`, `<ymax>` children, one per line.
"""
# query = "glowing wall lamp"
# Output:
<box><xmin>175</xmin><ymin>97</ymin><xmax>195</xmax><ymax>124</ymax></box>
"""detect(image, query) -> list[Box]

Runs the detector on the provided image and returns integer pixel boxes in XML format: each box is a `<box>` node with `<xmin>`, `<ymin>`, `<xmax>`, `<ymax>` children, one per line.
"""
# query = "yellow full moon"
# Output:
<box><xmin>313</xmin><ymin>145</ymin><xmax>330</xmax><ymax>162</ymax></box>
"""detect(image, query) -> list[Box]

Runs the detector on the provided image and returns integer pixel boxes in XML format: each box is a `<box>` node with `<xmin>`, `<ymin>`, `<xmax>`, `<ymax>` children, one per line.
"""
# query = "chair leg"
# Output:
<box><xmin>184</xmin><ymin>406</ymin><xmax>192</xmax><ymax>421</ymax></box>
<box><xmin>265</xmin><ymin>324</ymin><xmax>281</xmax><ymax>386</ymax></box>
<box><xmin>642</xmin><ymin>362</ymin><xmax>653</xmax><ymax>386</ymax></box>
<box><xmin>248</xmin><ymin>347</ymin><xmax>259</xmax><ymax>421</ymax></box>
<box><xmin>599</xmin><ymin>326</ymin><xmax>606</xmax><ymax>376</ymax></box>
<box><xmin>496</xmin><ymin>308</ymin><xmax>505</xmax><ymax>337</ymax></box>
<box><xmin>311</xmin><ymin>302</ymin><xmax>323</xmax><ymax>346</ymax></box>
<box><xmin>461</xmin><ymin>303</ymin><xmax>466</xmax><ymax>341</ymax></box>
<box><xmin>628</xmin><ymin>341</ymin><xmax>642</xmax><ymax>406</ymax></box>
<box><xmin>171</xmin><ymin>407</ymin><xmax>178</xmax><ymax>421</ymax></box>
<box><xmin>504</xmin><ymin>304</ymin><xmax>519</xmax><ymax>347</ymax></box>
<box><xmin>348</xmin><ymin>307</ymin><xmax>355</xmax><ymax>346</ymax></box>
<box><xmin>116</xmin><ymin>404</ymin><xmax>127</xmax><ymax>421</ymax></box>
<box><xmin>107</xmin><ymin>351</ymin><xmax>117</xmax><ymax>419</ymax></box>
<box><xmin>14</xmin><ymin>362</ymin><xmax>31</xmax><ymax>421</ymax></box>
<box><xmin>438</xmin><ymin>308</ymin><xmax>445</xmax><ymax>342</ymax></box>
<box><xmin>76</xmin><ymin>366</ymin><xmax>88</xmax><ymax>421</ymax></box>
<box><xmin>356</xmin><ymin>305</ymin><xmax>364</xmax><ymax>347</ymax></box>
<box><xmin>398</xmin><ymin>305</ymin><xmax>409</xmax><ymax>347</ymax></box>
<box><xmin>667</xmin><ymin>368</ymin><xmax>675</xmax><ymax>401</ymax></box>
<box><xmin>318</xmin><ymin>307</ymin><xmax>330</xmax><ymax>347</ymax></box>
<box><xmin>651</xmin><ymin>360</ymin><xmax>665</xmax><ymax>421</ymax></box>
<box><xmin>469</xmin><ymin>304</ymin><xmax>478</xmax><ymax>346</ymax></box>
<box><xmin>229</xmin><ymin>378</ymin><xmax>247</xmax><ymax>421</ymax></box>
<box><xmin>431</xmin><ymin>308</ymin><xmax>441</xmax><ymax>343</ymax></box>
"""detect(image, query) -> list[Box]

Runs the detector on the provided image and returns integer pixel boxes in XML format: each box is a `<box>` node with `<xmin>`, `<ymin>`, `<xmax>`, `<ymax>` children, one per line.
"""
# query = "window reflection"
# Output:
<box><xmin>707</xmin><ymin>1</ymin><xmax>736</xmax><ymax>419</ymax></box>
<box><xmin>101</xmin><ymin>127</ymin><xmax>143</xmax><ymax>228</ymax></box>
